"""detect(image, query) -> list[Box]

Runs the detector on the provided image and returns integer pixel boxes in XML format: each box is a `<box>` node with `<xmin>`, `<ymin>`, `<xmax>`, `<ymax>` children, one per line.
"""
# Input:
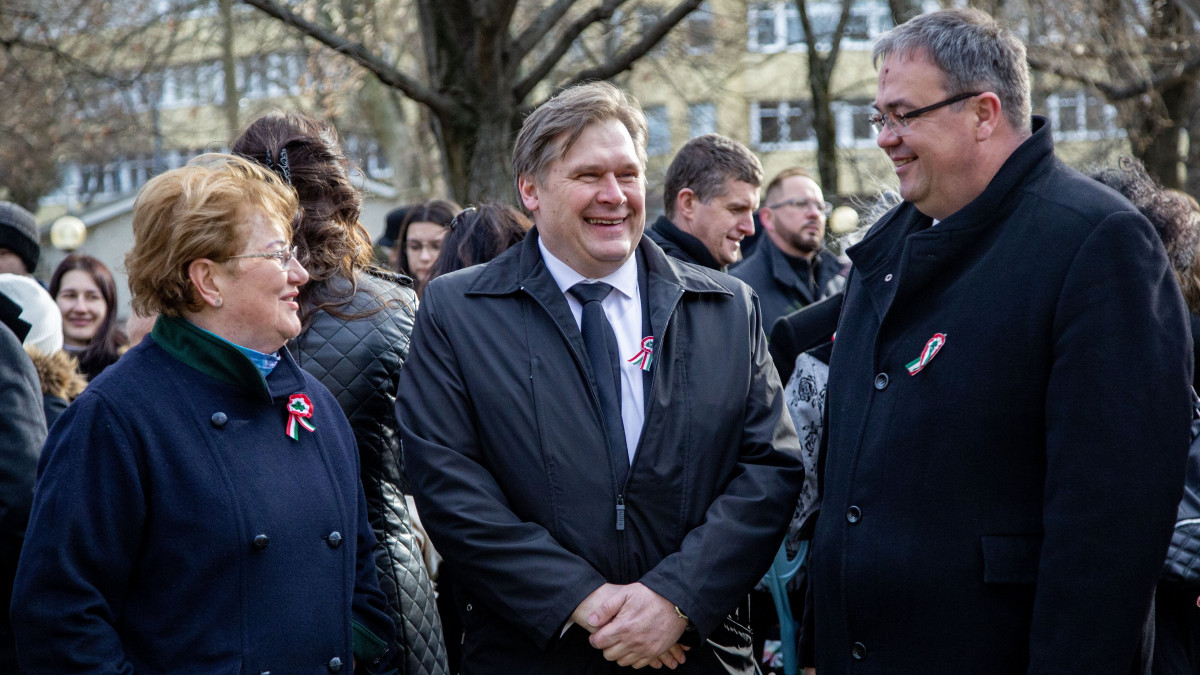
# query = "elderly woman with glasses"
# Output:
<box><xmin>11</xmin><ymin>154</ymin><xmax>397</xmax><ymax>675</ymax></box>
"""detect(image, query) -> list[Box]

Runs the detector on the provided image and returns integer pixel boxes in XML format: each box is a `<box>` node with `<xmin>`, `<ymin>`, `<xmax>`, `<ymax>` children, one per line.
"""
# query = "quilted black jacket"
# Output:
<box><xmin>291</xmin><ymin>268</ymin><xmax>448</xmax><ymax>675</ymax></box>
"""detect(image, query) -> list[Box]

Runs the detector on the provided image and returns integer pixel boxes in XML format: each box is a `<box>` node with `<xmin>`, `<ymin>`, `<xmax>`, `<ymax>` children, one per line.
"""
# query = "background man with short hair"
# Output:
<box><xmin>803</xmin><ymin>8</ymin><xmax>1191</xmax><ymax>674</ymax></box>
<box><xmin>732</xmin><ymin>167</ymin><xmax>847</xmax><ymax>330</ymax></box>
<box><xmin>398</xmin><ymin>82</ymin><xmax>803</xmax><ymax>674</ymax></box>
<box><xmin>646</xmin><ymin>134</ymin><xmax>762</xmax><ymax>271</ymax></box>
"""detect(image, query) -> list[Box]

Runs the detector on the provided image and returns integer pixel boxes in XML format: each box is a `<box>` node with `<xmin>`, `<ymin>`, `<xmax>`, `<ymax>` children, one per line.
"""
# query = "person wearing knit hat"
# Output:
<box><xmin>0</xmin><ymin>203</ymin><xmax>39</xmax><ymax>276</ymax></box>
<box><xmin>0</xmin><ymin>273</ymin><xmax>61</xmax><ymax>355</ymax></box>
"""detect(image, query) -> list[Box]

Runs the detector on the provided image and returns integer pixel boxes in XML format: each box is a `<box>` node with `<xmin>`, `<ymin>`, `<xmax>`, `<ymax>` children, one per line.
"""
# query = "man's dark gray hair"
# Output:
<box><xmin>663</xmin><ymin>134</ymin><xmax>763</xmax><ymax>220</ymax></box>
<box><xmin>873</xmin><ymin>8</ymin><xmax>1031</xmax><ymax>132</ymax></box>
<box><xmin>512</xmin><ymin>81</ymin><xmax>648</xmax><ymax>191</ymax></box>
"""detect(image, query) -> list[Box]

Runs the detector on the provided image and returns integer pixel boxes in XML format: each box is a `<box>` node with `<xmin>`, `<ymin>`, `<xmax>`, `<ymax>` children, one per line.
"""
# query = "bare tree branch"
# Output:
<box><xmin>555</xmin><ymin>0</ymin><xmax>703</xmax><ymax>94</ymax></box>
<box><xmin>0</xmin><ymin>35</ymin><xmax>135</xmax><ymax>86</ymax></box>
<box><xmin>511</xmin><ymin>0</ymin><xmax>578</xmax><ymax>63</ymax></box>
<box><xmin>240</xmin><ymin>0</ymin><xmax>455</xmax><ymax>115</ymax></box>
<box><xmin>1027</xmin><ymin>50</ymin><xmax>1200</xmax><ymax>100</ymax></box>
<box><xmin>513</xmin><ymin>0</ymin><xmax>629</xmax><ymax>100</ymax></box>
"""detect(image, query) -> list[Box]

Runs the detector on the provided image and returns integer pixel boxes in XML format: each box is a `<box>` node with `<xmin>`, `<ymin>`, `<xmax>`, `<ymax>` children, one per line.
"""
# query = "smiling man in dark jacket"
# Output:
<box><xmin>397</xmin><ymin>82</ymin><xmax>803</xmax><ymax>674</ymax></box>
<box><xmin>802</xmin><ymin>9</ymin><xmax>1192</xmax><ymax>675</ymax></box>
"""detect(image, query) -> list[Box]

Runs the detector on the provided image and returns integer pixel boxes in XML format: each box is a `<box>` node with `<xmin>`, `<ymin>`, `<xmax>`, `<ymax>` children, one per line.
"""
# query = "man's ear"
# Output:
<box><xmin>759</xmin><ymin>206</ymin><xmax>777</xmax><ymax>233</ymax></box>
<box><xmin>187</xmin><ymin>259</ymin><xmax>225</xmax><ymax>308</ymax></box>
<box><xmin>518</xmin><ymin>174</ymin><xmax>540</xmax><ymax>213</ymax></box>
<box><xmin>974</xmin><ymin>92</ymin><xmax>1004</xmax><ymax>141</ymax></box>
<box><xmin>675</xmin><ymin>188</ymin><xmax>698</xmax><ymax>225</ymax></box>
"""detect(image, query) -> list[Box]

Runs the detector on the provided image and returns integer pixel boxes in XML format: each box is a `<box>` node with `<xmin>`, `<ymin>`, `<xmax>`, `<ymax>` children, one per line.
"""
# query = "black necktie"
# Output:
<box><xmin>569</xmin><ymin>282</ymin><xmax>629</xmax><ymax>487</ymax></box>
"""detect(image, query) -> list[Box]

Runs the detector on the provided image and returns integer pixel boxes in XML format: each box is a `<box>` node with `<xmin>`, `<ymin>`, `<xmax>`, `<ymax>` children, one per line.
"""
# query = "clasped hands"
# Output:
<box><xmin>571</xmin><ymin>582</ymin><xmax>691</xmax><ymax>669</ymax></box>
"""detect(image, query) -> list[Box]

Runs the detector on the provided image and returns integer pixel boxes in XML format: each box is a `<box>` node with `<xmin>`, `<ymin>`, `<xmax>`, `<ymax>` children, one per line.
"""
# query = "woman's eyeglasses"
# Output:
<box><xmin>228</xmin><ymin>244</ymin><xmax>298</xmax><ymax>270</ymax></box>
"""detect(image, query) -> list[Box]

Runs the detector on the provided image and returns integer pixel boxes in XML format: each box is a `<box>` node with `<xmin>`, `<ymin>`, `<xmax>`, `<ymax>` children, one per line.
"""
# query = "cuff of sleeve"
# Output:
<box><xmin>352</xmin><ymin>619</ymin><xmax>391</xmax><ymax>671</ymax></box>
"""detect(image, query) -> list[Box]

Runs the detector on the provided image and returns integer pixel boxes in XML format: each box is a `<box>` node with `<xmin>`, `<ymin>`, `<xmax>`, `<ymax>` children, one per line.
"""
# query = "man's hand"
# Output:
<box><xmin>804</xmin><ymin>668</ymin><xmax>816</xmax><ymax>675</ymax></box>
<box><xmin>571</xmin><ymin>583</ymin><xmax>623</xmax><ymax>633</ymax></box>
<box><xmin>587</xmin><ymin>583</ymin><xmax>689</xmax><ymax>668</ymax></box>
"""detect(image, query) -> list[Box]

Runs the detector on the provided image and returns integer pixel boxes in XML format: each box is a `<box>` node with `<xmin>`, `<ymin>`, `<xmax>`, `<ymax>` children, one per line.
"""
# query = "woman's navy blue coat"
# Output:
<box><xmin>11</xmin><ymin>315</ymin><xmax>395</xmax><ymax>674</ymax></box>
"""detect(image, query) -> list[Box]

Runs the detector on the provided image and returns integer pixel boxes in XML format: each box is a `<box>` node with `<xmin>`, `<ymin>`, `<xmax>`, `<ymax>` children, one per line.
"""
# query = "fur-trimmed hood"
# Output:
<box><xmin>26</xmin><ymin>347</ymin><xmax>87</xmax><ymax>402</ymax></box>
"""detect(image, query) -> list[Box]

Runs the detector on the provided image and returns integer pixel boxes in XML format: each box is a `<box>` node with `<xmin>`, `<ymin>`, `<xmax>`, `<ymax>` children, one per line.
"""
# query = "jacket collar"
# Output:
<box><xmin>151</xmin><ymin>314</ymin><xmax>307</xmax><ymax>404</ymax></box>
<box><xmin>465</xmin><ymin>227</ymin><xmax>732</xmax><ymax>298</ymax></box>
<box><xmin>465</xmin><ymin>228</ymin><xmax>731</xmax><ymax>347</ymax></box>
<box><xmin>648</xmin><ymin>215</ymin><xmax>724</xmax><ymax>271</ymax></box>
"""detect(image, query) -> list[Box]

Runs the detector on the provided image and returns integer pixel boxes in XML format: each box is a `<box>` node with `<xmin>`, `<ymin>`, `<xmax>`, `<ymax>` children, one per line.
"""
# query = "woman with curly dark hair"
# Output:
<box><xmin>232</xmin><ymin>111</ymin><xmax>448</xmax><ymax>675</ymax></box>
<box><xmin>49</xmin><ymin>254</ymin><xmax>128</xmax><ymax>382</ymax></box>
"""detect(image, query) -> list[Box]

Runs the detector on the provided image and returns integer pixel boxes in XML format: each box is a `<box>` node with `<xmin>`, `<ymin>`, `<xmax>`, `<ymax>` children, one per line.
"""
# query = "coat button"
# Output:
<box><xmin>884</xmin><ymin>273</ymin><xmax>893</xmax><ymax>282</ymax></box>
<box><xmin>846</xmin><ymin>506</ymin><xmax>861</xmax><ymax>524</ymax></box>
<box><xmin>327</xmin><ymin>531</ymin><xmax>343</xmax><ymax>548</ymax></box>
<box><xmin>874</xmin><ymin>373</ymin><xmax>889</xmax><ymax>390</ymax></box>
<box><xmin>327</xmin><ymin>656</ymin><xmax>343</xmax><ymax>673</ymax></box>
<box><xmin>851</xmin><ymin>641</ymin><xmax>867</xmax><ymax>660</ymax></box>
<box><xmin>210</xmin><ymin>412</ymin><xmax>228</xmax><ymax>428</ymax></box>
<box><xmin>252</xmin><ymin>534</ymin><xmax>269</xmax><ymax>550</ymax></box>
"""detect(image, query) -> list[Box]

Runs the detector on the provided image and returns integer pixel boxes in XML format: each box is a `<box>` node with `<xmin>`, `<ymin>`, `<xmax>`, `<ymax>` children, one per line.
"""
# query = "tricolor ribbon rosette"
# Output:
<box><xmin>627</xmin><ymin>336</ymin><xmax>655</xmax><ymax>372</ymax></box>
<box><xmin>285</xmin><ymin>393</ymin><xmax>317</xmax><ymax>440</ymax></box>
<box><xmin>906</xmin><ymin>333</ymin><xmax>946</xmax><ymax>375</ymax></box>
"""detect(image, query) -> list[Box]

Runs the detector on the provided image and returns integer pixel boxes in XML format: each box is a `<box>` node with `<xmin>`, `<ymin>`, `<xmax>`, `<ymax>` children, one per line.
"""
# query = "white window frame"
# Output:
<box><xmin>751</xmin><ymin>100</ymin><xmax>817</xmax><ymax>150</ymax></box>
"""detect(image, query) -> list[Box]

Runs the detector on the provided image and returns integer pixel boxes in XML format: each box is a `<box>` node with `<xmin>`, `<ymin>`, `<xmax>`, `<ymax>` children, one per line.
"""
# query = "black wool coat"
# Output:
<box><xmin>397</xmin><ymin>231</ymin><xmax>804</xmax><ymax>674</ymax></box>
<box><xmin>804</xmin><ymin>118</ymin><xmax>1193</xmax><ymax>674</ymax></box>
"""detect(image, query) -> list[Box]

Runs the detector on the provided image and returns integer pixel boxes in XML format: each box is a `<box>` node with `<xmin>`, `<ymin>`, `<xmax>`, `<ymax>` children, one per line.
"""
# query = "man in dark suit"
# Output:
<box><xmin>646</xmin><ymin>134</ymin><xmax>762</xmax><ymax>272</ymax></box>
<box><xmin>397</xmin><ymin>82</ymin><xmax>803</xmax><ymax>674</ymax></box>
<box><xmin>731</xmin><ymin>168</ymin><xmax>847</xmax><ymax>331</ymax></box>
<box><xmin>803</xmin><ymin>8</ymin><xmax>1191</xmax><ymax>674</ymax></box>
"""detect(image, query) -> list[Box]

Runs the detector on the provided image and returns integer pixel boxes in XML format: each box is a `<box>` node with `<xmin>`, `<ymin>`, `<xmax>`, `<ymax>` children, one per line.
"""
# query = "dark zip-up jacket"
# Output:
<box><xmin>730</xmin><ymin>235</ymin><xmax>848</xmax><ymax>331</ymax></box>
<box><xmin>397</xmin><ymin>230</ymin><xmax>803</xmax><ymax>674</ymax></box>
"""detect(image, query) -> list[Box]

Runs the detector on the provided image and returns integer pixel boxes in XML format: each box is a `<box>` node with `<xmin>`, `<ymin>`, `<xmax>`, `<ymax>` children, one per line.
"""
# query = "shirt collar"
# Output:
<box><xmin>537</xmin><ymin>238</ymin><xmax>639</xmax><ymax>301</ymax></box>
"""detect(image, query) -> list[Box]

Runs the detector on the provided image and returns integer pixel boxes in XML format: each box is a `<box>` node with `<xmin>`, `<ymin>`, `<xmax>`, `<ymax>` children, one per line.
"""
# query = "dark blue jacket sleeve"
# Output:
<box><xmin>11</xmin><ymin>391</ymin><xmax>141</xmax><ymax>674</ymax></box>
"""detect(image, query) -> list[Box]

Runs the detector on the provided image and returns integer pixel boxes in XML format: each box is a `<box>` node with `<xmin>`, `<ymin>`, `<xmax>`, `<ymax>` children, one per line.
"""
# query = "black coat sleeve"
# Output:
<box><xmin>0</xmin><ymin>326</ymin><xmax>43</xmax><ymax>549</ymax></box>
<box><xmin>1028</xmin><ymin>213</ymin><xmax>1191</xmax><ymax>672</ymax></box>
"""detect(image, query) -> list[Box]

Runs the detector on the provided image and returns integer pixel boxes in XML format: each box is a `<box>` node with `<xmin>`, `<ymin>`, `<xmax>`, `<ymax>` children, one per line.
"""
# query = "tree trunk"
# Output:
<box><xmin>1128</xmin><ymin>80</ymin><xmax>1193</xmax><ymax>189</ymax></box>
<box><xmin>810</xmin><ymin>77</ymin><xmax>838</xmax><ymax>196</ymax></box>
<box><xmin>219</xmin><ymin>0</ymin><xmax>240</xmax><ymax>140</ymax></box>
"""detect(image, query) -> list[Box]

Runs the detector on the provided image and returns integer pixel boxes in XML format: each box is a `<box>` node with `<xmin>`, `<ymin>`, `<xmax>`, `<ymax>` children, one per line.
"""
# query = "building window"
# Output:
<box><xmin>834</xmin><ymin>99</ymin><xmax>879</xmax><ymax>149</ymax></box>
<box><xmin>684</xmin><ymin>2</ymin><xmax>714</xmax><ymax>53</ymax></box>
<box><xmin>752</xmin><ymin>100</ymin><xmax>816</xmax><ymax>149</ymax></box>
<box><xmin>1043</xmin><ymin>91</ymin><xmax>1121</xmax><ymax>141</ymax></box>
<box><xmin>688</xmin><ymin>102</ymin><xmax>717</xmax><ymax>138</ymax></box>
<box><xmin>748</xmin><ymin>1</ymin><xmax>894</xmax><ymax>53</ymax></box>
<box><xmin>645</xmin><ymin>105</ymin><xmax>672</xmax><ymax>156</ymax></box>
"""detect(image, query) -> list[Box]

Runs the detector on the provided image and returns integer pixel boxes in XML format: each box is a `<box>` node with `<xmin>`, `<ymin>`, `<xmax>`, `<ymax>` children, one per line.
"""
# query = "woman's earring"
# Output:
<box><xmin>215</xmin><ymin>297</ymin><xmax>223</xmax><ymax>308</ymax></box>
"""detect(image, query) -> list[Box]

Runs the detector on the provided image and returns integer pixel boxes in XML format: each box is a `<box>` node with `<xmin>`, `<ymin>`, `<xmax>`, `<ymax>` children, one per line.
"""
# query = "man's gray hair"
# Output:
<box><xmin>512</xmin><ymin>81</ymin><xmax>648</xmax><ymax>191</ymax></box>
<box><xmin>663</xmin><ymin>134</ymin><xmax>763</xmax><ymax>220</ymax></box>
<box><xmin>873</xmin><ymin>8</ymin><xmax>1031</xmax><ymax>132</ymax></box>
